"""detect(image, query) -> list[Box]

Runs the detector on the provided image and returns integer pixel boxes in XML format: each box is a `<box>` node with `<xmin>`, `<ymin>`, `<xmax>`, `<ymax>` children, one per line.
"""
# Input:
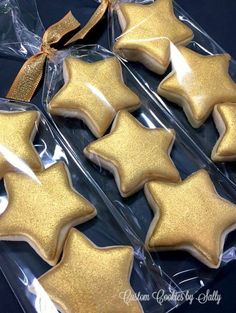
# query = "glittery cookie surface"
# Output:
<box><xmin>49</xmin><ymin>57</ymin><xmax>140</xmax><ymax>137</ymax></box>
<box><xmin>114</xmin><ymin>0</ymin><xmax>193</xmax><ymax>73</ymax></box>
<box><xmin>84</xmin><ymin>110</ymin><xmax>180</xmax><ymax>197</ymax></box>
<box><xmin>212</xmin><ymin>103</ymin><xmax>236</xmax><ymax>161</ymax></box>
<box><xmin>158</xmin><ymin>47</ymin><xmax>236</xmax><ymax>127</ymax></box>
<box><xmin>0</xmin><ymin>162</ymin><xmax>96</xmax><ymax>265</ymax></box>
<box><xmin>145</xmin><ymin>170</ymin><xmax>236</xmax><ymax>268</ymax></box>
<box><xmin>39</xmin><ymin>229</ymin><xmax>143</xmax><ymax>313</ymax></box>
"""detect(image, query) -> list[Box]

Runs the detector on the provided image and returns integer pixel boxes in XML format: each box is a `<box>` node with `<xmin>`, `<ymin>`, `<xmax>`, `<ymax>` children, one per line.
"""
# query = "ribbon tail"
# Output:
<box><xmin>65</xmin><ymin>0</ymin><xmax>109</xmax><ymax>45</ymax></box>
<box><xmin>6</xmin><ymin>53</ymin><xmax>46</xmax><ymax>102</ymax></box>
<box><xmin>7</xmin><ymin>11</ymin><xmax>81</xmax><ymax>103</ymax></box>
<box><xmin>43</xmin><ymin>11</ymin><xmax>81</xmax><ymax>45</ymax></box>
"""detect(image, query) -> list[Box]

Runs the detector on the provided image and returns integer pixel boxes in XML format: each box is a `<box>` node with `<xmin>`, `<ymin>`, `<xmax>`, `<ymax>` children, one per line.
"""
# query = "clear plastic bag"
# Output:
<box><xmin>42</xmin><ymin>44</ymin><xmax>236</xmax><ymax>311</ymax></box>
<box><xmin>0</xmin><ymin>0</ymin><xmax>44</xmax><ymax>59</ymax></box>
<box><xmin>0</xmin><ymin>98</ymin><xmax>188</xmax><ymax>313</ymax></box>
<box><xmin>1</xmin><ymin>0</ymin><xmax>236</xmax><ymax>312</ymax></box>
<box><xmin>109</xmin><ymin>0</ymin><xmax>236</xmax><ymax>187</ymax></box>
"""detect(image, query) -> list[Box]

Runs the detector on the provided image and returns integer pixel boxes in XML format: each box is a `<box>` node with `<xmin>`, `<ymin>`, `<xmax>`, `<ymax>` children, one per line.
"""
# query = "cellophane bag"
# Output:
<box><xmin>0</xmin><ymin>0</ymin><xmax>44</xmax><ymax>59</ymax></box>
<box><xmin>0</xmin><ymin>98</ymin><xmax>184</xmax><ymax>313</ymax></box>
<box><xmin>42</xmin><ymin>44</ymin><xmax>236</xmax><ymax>312</ymax></box>
<box><xmin>108</xmin><ymin>0</ymin><xmax>236</xmax><ymax>187</ymax></box>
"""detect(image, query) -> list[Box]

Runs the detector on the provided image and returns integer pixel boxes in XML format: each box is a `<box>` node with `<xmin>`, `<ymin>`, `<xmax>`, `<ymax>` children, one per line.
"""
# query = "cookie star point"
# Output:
<box><xmin>49</xmin><ymin>56</ymin><xmax>140</xmax><ymax>137</ymax></box>
<box><xmin>145</xmin><ymin>169</ymin><xmax>236</xmax><ymax>268</ymax></box>
<box><xmin>84</xmin><ymin>110</ymin><xmax>180</xmax><ymax>197</ymax></box>
<box><xmin>158</xmin><ymin>47</ymin><xmax>236</xmax><ymax>127</ymax></box>
<box><xmin>0</xmin><ymin>162</ymin><xmax>96</xmax><ymax>265</ymax></box>
<box><xmin>38</xmin><ymin>228</ymin><xmax>143</xmax><ymax>313</ymax></box>
<box><xmin>114</xmin><ymin>0</ymin><xmax>193</xmax><ymax>74</ymax></box>
<box><xmin>0</xmin><ymin>111</ymin><xmax>43</xmax><ymax>177</ymax></box>
<box><xmin>212</xmin><ymin>103</ymin><xmax>236</xmax><ymax>161</ymax></box>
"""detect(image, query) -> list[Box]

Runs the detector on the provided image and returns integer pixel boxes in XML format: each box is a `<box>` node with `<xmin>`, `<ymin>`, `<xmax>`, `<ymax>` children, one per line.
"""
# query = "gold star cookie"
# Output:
<box><xmin>145</xmin><ymin>170</ymin><xmax>236</xmax><ymax>268</ymax></box>
<box><xmin>0</xmin><ymin>111</ymin><xmax>43</xmax><ymax>178</ymax></box>
<box><xmin>0</xmin><ymin>162</ymin><xmax>96</xmax><ymax>265</ymax></box>
<box><xmin>114</xmin><ymin>0</ymin><xmax>193</xmax><ymax>74</ymax></box>
<box><xmin>84</xmin><ymin>110</ymin><xmax>180</xmax><ymax>197</ymax></box>
<box><xmin>48</xmin><ymin>57</ymin><xmax>140</xmax><ymax>137</ymax></box>
<box><xmin>212</xmin><ymin>103</ymin><xmax>236</xmax><ymax>161</ymax></box>
<box><xmin>158</xmin><ymin>47</ymin><xmax>236</xmax><ymax>127</ymax></box>
<box><xmin>38</xmin><ymin>229</ymin><xmax>143</xmax><ymax>313</ymax></box>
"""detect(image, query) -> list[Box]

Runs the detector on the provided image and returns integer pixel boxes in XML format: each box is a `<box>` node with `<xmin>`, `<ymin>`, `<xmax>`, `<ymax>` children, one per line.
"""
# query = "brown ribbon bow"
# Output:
<box><xmin>6</xmin><ymin>0</ymin><xmax>111</xmax><ymax>102</ymax></box>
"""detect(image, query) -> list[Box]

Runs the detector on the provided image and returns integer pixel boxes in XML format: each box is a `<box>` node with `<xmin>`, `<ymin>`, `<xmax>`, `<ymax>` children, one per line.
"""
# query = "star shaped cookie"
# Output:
<box><xmin>84</xmin><ymin>110</ymin><xmax>180</xmax><ymax>197</ymax></box>
<box><xmin>158</xmin><ymin>47</ymin><xmax>236</xmax><ymax>127</ymax></box>
<box><xmin>0</xmin><ymin>162</ymin><xmax>96</xmax><ymax>265</ymax></box>
<box><xmin>49</xmin><ymin>57</ymin><xmax>140</xmax><ymax>137</ymax></box>
<box><xmin>0</xmin><ymin>111</ymin><xmax>43</xmax><ymax>178</ymax></box>
<box><xmin>114</xmin><ymin>0</ymin><xmax>193</xmax><ymax>74</ymax></box>
<box><xmin>145</xmin><ymin>170</ymin><xmax>236</xmax><ymax>268</ymax></box>
<box><xmin>38</xmin><ymin>229</ymin><xmax>143</xmax><ymax>313</ymax></box>
<box><xmin>212</xmin><ymin>103</ymin><xmax>236</xmax><ymax>161</ymax></box>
